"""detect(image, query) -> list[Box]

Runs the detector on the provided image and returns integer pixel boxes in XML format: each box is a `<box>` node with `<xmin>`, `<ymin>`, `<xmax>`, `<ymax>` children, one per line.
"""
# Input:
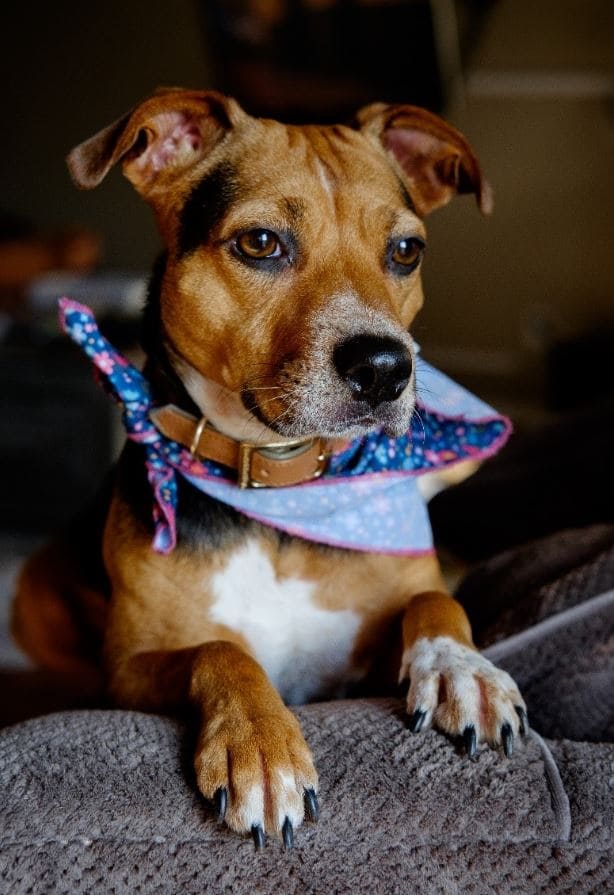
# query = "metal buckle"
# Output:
<box><xmin>238</xmin><ymin>439</ymin><xmax>330</xmax><ymax>489</ymax></box>
<box><xmin>189</xmin><ymin>416</ymin><xmax>208</xmax><ymax>457</ymax></box>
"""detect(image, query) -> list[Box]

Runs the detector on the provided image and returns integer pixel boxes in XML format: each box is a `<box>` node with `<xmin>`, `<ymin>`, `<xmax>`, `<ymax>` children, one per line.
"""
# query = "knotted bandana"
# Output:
<box><xmin>60</xmin><ymin>298</ymin><xmax>511</xmax><ymax>555</ymax></box>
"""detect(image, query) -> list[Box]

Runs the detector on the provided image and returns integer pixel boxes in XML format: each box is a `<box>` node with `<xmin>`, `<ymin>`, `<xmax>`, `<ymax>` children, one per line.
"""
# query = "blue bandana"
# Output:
<box><xmin>60</xmin><ymin>298</ymin><xmax>511</xmax><ymax>555</ymax></box>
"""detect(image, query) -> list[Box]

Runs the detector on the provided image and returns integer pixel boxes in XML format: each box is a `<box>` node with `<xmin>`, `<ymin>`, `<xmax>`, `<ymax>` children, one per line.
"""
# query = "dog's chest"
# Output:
<box><xmin>209</xmin><ymin>541</ymin><xmax>362</xmax><ymax>704</ymax></box>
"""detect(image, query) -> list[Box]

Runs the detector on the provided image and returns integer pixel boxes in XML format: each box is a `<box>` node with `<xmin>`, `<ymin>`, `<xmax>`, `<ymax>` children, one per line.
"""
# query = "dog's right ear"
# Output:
<box><xmin>66</xmin><ymin>89</ymin><xmax>244</xmax><ymax>199</ymax></box>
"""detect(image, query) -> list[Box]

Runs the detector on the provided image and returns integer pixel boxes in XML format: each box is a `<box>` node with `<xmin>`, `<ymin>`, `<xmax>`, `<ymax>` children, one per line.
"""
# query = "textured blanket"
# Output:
<box><xmin>1</xmin><ymin>526</ymin><xmax>613</xmax><ymax>893</ymax></box>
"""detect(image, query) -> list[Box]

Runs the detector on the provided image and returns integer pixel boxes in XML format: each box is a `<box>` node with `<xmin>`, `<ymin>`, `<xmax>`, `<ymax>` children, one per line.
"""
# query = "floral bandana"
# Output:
<box><xmin>59</xmin><ymin>298</ymin><xmax>511</xmax><ymax>556</ymax></box>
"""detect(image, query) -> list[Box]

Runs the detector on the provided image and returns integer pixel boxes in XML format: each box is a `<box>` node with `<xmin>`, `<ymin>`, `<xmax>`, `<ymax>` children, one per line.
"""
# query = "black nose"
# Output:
<box><xmin>333</xmin><ymin>334</ymin><xmax>412</xmax><ymax>405</ymax></box>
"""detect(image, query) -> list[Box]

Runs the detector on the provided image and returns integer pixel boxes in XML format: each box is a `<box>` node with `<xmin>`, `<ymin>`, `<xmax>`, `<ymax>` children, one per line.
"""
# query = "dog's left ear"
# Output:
<box><xmin>355</xmin><ymin>103</ymin><xmax>493</xmax><ymax>217</ymax></box>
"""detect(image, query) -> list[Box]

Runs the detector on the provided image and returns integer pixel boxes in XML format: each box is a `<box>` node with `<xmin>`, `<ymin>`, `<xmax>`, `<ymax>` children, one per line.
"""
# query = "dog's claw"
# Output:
<box><xmin>213</xmin><ymin>787</ymin><xmax>227</xmax><ymax>823</ymax></box>
<box><xmin>304</xmin><ymin>787</ymin><xmax>319</xmax><ymax>822</ymax></box>
<box><xmin>282</xmin><ymin>817</ymin><xmax>294</xmax><ymax>849</ymax></box>
<box><xmin>251</xmin><ymin>824</ymin><xmax>265</xmax><ymax>851</ymax></box>
<box><xmin>408</xmin><ymin>708</ymin><xmax>427</xmax><ymax>733</ymax></box>
<box><xmin>515</xmin><ymin>705</ymin><xmax>529</xmax><ymax>736</ymax></box>
<box><xmin>463</xmin><ymin>725</ymin><xmax>478</xmax><ymax>761</ymax></box>
<box><xmin>501</xmin><ymin>722</ymin><xmax>514</xmax><ymax>758</ymax></box>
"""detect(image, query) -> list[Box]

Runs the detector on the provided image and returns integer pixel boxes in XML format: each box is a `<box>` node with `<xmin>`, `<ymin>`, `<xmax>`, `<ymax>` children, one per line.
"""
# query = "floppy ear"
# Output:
<box><xmin>66</xmin><ymin>88</ymin><xmax>244</xmax><ymax>199</ymax></box>
<box><xmin>355</xmin><ymin>102</ymin><xmax>493</xmax><ymax>217</ymax></box>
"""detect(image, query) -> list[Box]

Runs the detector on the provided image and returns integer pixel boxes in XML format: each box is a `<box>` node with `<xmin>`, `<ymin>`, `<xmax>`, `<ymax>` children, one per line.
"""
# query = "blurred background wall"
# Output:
<box><xmin>1</xmin><ymin>0</ymin><xmax>211</xmax><ymax>271</ymax></box>
<box><xmin>419</xmin><ymin>0</ymin><xmax>614</xmax><ymax>415</ymax></box>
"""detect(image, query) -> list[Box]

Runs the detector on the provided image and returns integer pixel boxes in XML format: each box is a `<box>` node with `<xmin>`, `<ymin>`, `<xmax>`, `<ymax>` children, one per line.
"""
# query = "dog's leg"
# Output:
<box><xmin>400</xmin><ymin>592</ymin><xmax>527</xmax><ymax>758</ymax></box>
<box><xmin>102</xmin><ymin>487</ymin><xmax>319</xmax><ymax>845</ymax></box>
<box><xmin>108</xmin><ymin>639</ymin><xmax>318</xmax><ymax>846</ymax></box>
<box><xmin>191</xmin><ymin>641</ymin><xmax>319</xmax><ymax>846</ymax></box>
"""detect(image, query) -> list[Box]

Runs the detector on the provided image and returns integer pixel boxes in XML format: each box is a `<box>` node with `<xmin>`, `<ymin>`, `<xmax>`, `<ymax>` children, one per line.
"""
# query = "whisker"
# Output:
<box><xmin>411</xmin><ymin>407</ymin><xmax>427</xmax><ymax>441</ymax></box>
<box><xmin>252</xmin><ymin>386</ymin><xmax>292</xmax><ymax>407</ymax></box>
<box><xmin>264</xmin><ymin>395</ymin><xmax>301</xmax><ymax>434</ymax></box>
<box><xmin>238</xmin><ymin>387</ymin><xmax>301</xmax><ymax>441</ymax></box>
<box><xmin>243</xmin><ymin>385</ymin><xmax>285</xmax><ymax>392</ymax></box>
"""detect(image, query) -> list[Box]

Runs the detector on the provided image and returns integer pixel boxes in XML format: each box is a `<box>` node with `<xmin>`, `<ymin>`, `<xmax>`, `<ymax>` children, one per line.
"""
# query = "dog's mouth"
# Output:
<box><xmin>172</xmin><ymin>352</ymin><xmax>415</xmax><ymax>445</ymax></box>
<box><xmin>240</xmin><ymin>377</ymin><xmax>416</xmax><ymax>441</ymax></box>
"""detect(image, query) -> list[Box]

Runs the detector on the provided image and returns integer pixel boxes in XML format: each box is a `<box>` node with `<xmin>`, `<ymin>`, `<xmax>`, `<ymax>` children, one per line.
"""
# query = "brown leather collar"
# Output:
<box><xmin>150</xmin><ymin>404</ymin><xmax>343</xmax><ymax>488</ymax></box>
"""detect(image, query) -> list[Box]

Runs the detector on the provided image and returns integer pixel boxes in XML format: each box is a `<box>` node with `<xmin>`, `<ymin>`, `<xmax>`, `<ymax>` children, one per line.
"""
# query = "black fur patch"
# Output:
<box><xmin>178</xmin><ymin>161</ymin><xmax>239</xmax><ymax>256</ymax></box>
<box><xmin>140</xmin><ymin>252</ymin><xmax>167</xmax><ymax>361</ymax></box>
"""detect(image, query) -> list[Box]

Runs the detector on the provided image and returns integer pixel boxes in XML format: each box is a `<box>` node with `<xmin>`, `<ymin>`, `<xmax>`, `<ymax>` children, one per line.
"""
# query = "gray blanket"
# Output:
<box><xmin>1</xmin><ymin>526</ymin><xmax>613</xmax><ymax>893</ymax></box>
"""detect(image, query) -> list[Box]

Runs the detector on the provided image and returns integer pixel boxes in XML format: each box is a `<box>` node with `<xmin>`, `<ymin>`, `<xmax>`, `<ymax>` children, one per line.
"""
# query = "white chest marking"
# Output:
<box><xmin>210</xmin><ymin>541</ymin><xmax>361</xmax><ymax>704</ymax></box>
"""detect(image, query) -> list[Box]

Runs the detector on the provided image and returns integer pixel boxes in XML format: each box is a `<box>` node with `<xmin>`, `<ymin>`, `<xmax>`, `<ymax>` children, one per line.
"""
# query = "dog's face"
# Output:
<box><xmin>68</xmin><ymin>90</ymin><xmax>491</xmax><ymax>443</ymax></box>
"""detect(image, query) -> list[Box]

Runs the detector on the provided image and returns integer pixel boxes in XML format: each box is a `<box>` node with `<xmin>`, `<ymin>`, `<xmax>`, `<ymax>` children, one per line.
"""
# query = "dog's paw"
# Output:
<box><xmin>194</xmin><ymin>706</ymin><xmax>319</xmax><ymax>848</ymax></box>
<box><xmin>399</xmin><ymin>636</ymin><xmax>528</xmax><ymax>759</ymax></box>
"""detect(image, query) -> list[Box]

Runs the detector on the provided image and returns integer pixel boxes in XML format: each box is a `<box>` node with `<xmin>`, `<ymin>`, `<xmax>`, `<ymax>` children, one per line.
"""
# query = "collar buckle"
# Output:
<box><xmin>238</xmin><ymin>439</ymin><xmax>330</xmax><ymax>489</ymax></box>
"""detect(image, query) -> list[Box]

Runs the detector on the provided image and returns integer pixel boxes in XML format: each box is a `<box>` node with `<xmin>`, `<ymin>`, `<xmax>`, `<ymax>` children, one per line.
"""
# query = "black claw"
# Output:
<box><xmin>515</xmin><ymin>705</ymin><xmax>529</xmax><ymax>736</ymax></box>
<box><xmin>463</xmin><ymin>725</ymin><xmax>478</xmax><ymax>761</ymax></box>
<box><xmin>213</xmin><ymin>787</ymin><xmax>227</xmax><ymax>823</ymax></box>
<box><xmin>304</xmin><ymin>788</ymin><xmax>319</xmax><ymax>822</ymax></box>
<box><xmin>501</xmin><ymin>722</ymin><xmax>514</xmax><ymax>758</ymax></box>
<box><xmin>282</xmin><ymin>817</ymin><xmax>294</xmax><ymax>850</ymax></box>
<box><xmin>251</xmin><ymin>824</ymin><xmax>265</xmax><ymax>851</ymax></box>
<box><xmin>408</xmin><ymin>708</ymin><xmax>427</xmax><ymax>733</ymax></box>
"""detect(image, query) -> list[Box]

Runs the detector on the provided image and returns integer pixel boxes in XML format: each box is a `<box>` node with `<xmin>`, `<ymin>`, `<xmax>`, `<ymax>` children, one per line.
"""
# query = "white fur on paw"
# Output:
<box><xmin>226</xmin><ymin>767</ymin><xmax>305</xmax><ymax>835</ymax></box>
<box><xmin>400</xmin><ymin>636</ymin><xmax>525</xmax><ymax>744</ymax></box>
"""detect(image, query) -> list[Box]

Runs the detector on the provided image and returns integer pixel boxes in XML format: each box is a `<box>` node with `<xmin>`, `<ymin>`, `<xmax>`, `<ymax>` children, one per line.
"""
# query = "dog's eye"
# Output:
<box><xmin>389</xmin><ymin>237</ymin><xmax>425</xmax><ymax>274</ymax></box>
<box><xmin>236</xmin><ymin>229</ymin><xmax>282</xmax><ymax>260</ymax></box>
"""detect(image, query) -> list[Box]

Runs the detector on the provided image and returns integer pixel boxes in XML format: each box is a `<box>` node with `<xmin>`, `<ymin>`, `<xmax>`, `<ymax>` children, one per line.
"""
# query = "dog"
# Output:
<box><xmin>13</xmin><ymin>88</ymin><xmax>527</xmax><ymax>850</ymax></box>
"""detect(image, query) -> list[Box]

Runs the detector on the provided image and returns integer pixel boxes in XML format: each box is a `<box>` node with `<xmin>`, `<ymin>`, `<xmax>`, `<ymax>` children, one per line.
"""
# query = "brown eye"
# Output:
<box><xmin>236</xmin><ymin>229</ymin><xmax>282</xmax><ymax>259</ymax></box>
<box><xmin>388</xmin><ymin>236</ymin><xmax>423</xmax><ymax>278</ymax></box>
<box><xmin>391</xmin><ymin>237</ymin><xmax>424</xmax><ymax>270</ymax></box>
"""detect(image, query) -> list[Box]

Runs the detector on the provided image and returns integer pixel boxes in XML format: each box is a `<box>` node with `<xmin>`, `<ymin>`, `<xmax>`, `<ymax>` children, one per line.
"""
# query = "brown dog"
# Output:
<box><xmin>13</xmin><ymin>89</ymin><xmax>526</xmax><ymax>849</ymax></box>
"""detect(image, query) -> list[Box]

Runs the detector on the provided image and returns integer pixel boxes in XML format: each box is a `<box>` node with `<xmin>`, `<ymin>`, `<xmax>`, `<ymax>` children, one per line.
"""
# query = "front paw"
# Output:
<box><xmin>399</xmin><ymin>636</ymin><xmax>528</xmax><ymax>759</ymax></box>
<box><xmin>194</xmin><ymin>706</ymin><xmax>319</xmax><ymax>848</ymax></box>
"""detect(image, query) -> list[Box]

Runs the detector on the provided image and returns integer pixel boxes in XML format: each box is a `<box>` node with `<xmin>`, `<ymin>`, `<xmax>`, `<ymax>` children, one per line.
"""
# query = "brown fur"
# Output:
<box><xmin>13</xmin><ymin>89</ymin><xmax>524</xmax><ymax>845</ymax></box>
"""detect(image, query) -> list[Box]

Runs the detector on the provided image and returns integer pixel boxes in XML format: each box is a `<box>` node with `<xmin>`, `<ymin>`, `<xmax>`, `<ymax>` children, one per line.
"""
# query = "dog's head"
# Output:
<box><xmin>68</xmin><ymin>89</ymin><xmax>491</xmax><ymax>443</ymax></box>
